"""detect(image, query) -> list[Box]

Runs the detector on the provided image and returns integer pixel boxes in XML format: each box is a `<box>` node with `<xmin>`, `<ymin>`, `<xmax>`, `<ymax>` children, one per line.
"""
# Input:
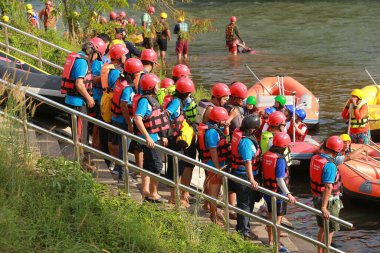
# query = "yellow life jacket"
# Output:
<box><xmin>100</xmin><ymin>64</ymin><xmax>116</xmax><ymax>123</ymax></box>
<box><xmin>350</xmin><ymin>100</ymin><xmax>369</xmax><ymax>128</ymax></box>
<box><xmin>260</xmin><ymin>131</ymin><xmax>273</xmax><ymax>154</ymax></box>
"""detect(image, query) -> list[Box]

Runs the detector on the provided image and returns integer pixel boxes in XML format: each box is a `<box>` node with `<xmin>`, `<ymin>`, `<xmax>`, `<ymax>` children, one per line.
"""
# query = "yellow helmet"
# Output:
<box><xmin>110</xmin><ymin>39</ymin><xmax>125</xmax><ymax>48</ymax></box>
<box><xmin>73</xmin><ymin>11</ymin><xmax>80</xmax><ymax>17</ymax></box>
<box><xmin>2</xmin><ymin>15</ymin><xmax>10</xmax><ymax>23</ymax></box>
<box><xmin>340</xmin><ymin>134</ymin><xmax>351</xmax><ymax>142</ymax></box>
<box><xmin>160</xmin><ymin>12</ymin><xmax>168</xmax><ymax>19</ymax></box>
<box><xmin>27</xmin><ymin>10</ymin><xmax>34</xmax><ymax>15</ymax></box>
<box><xmin>351</xmin><ymin>89</ymin><xmax>363</xmax><ymax>100</ymax></box>
<box><xmin>26</xmin><ymin>3</ymin><xmax>33</xmax><ymax>10</ymax></box>
<box><xmin>178</xmin><ymin>16</ymin><xmax>185</xmax><ymax>22</ymax></box>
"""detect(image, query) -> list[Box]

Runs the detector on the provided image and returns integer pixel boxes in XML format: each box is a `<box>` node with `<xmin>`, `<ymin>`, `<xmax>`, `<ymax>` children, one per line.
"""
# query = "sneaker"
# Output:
<box><xmin>229</xmin><ymin>211</ymin><xmax>238</xmax><ymax>220</ymax></box>
<box><xmin>279</xmin><ymin>246</ymin><xmax>289</xmax><ymax>252</ymax></box>
<box><xmin>108</xmin><ymin>162</ymin><xmax>115</xmax><ymax>172</ymax></box>
<box><xmin>242</xmin><ymin>232</ymin><xmax>259</xmax><ymax>241</ymax></box>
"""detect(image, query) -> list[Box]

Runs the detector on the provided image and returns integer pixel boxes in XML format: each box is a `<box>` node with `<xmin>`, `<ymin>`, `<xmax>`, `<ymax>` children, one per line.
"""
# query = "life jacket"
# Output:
<box><xmin>60</xmin><ymin>53</ymin><xmax>92</xmax><ymax>96</ymax></box>
<box><xmin>157</xmin><ymin>85</ymin><xmax>176</xmax><ymax>105</ymax></box>
<box><xmin>177</xmin><ymin>22</ymin><xmax>189</xmax><ymax>39</ymax></box>
<box><xmin>184</xmin><ymin>96</ymin><xmax>197</xmax><ymax>123</ymax></box>
<box><xmin>349</xmin><ymin>100</ymin><xmax>369</xmax><ymax>128</ymax></box>
<box><xmin>225</xmin><ymin>104</ymin><xmax>244</xmax><ymax>134</ymax></box>
<box><xmin>231</xmin><ymin>129</ymin><xmax>261</xmax><ymax>173</ymax></box>
<box><xmin>225</xmin><ymin>23</ymin><xmax>236</xmax><ymax>43</ymax></box>
<box><xmin>163</xmin><ymin>95</ymin><xmax>185</xmax><ymax>137</ymax></box>
<box><xmin>260</xmin><ymin>131</ymin><xmax>273</xmax><ymax>154</ymax></box>
<box><xmin>100</xmin><ymin>63</ymin><xmax>115</xmax><ymax>92</ymax></box>
<box><xmin>262</xmin><ymin>152</ymin><xmax>289</xmax><ymax>192</ymax></box>
<box><xmin>287</xmin><ymin>121</ymin><xmax>308</xmax><ymax>142</ymax></box>
<box><xmin>132</xmin><ymin>94</ymin><xmax>142</xmax><ymax>117</ymax></box>
<box><xmin>28</xmin><ymin>11</ymin><xmax>40</xmax><ymax>29</ymax></box>
<box><xmin>253</xmin><ymin>119</ymin><xmax>267</xmax><ymax>142</ymax></box>
<box><xmin>197</xmin><ymin>123</ymin><xmax>230</xmax><ymax>163</ymax></box>
<box><xmin>111</xmin><ymin>77</ymin><xmax>135</xmax><ymax>118</ymax></box>
<box><xmin>135</xmin><ymin>95</ymin><xmax>170</xmax><ymax>134</ymax></box>
<box><xmin>195</xmin><ymin>99</ymin><xmax>215</xmax><ymax>124</ymax></box>
<box><xmin>310</xmin><ymin>154</ymin><xmax>341</xmax><ymax>197</ymax></box>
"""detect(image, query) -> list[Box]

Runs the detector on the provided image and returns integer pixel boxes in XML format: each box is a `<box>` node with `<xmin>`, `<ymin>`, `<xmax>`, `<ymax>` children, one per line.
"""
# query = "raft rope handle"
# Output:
<box><xmin>343</xmin><ymin>162</ymin><xmax>380</xmax><ymax>184</ymax></box>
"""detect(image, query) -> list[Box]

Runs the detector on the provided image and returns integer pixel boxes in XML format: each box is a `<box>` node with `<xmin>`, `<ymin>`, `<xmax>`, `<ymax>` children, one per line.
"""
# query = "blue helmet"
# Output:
<box><xmin>295</xmin><ymin>109</ymin><xmax>306</xmax><ymax>120</ymax></box>
<box><xmin>285</xmin><ymin>105</ymin><xmax>295</xmax><ymax>114</ymax></box>
<box><xmin>264</xmin><ymin>107</ymin><xmax>276</xmax><ymax>115</ymax></box>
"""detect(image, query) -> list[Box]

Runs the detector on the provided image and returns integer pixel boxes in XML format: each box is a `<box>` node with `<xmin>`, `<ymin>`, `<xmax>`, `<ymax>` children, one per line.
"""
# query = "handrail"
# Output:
<box><xmin>0</xmin><ymin>76</ymin><xmax>353</xmax><ymax>253</ymax></box>
<box><xmin>0</xmin><ymin>21</ymin><xmax>70</xmax><ymax>72</ymax></box>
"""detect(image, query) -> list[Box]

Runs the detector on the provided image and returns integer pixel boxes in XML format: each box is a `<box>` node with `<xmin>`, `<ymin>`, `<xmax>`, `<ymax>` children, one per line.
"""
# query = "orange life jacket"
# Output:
<box><xmin>231</xmin><ymin>129</ymin><xmax>261</xmax><ymax>173</ymax></box>
<box><xmin>287</xmin><ymin>121</ymin><xmax>308</xmax><ymax>142</ymax></box>
<box><xmin>225</xmin><ymin>23</ymin><xmax>236</xmax><ymax>43</ymax></box>
<box><xmin>60</xmin><ymin>53</ymin><xmax>92</xmax><ymax>96</ymax></box>
<box><xmin>197</xmin><ymin>123</ymin><xmax>230</xmax><ymax>163</ymax></box>
<box><xmin>135</xmin><ymin>95</ymin><xmax>170</xmax><ymax>134</ymax></box>
<box><xmin>100</xmin><ymin>63</ymin><xmax>115</xmax><ymax>92</ymax></box>
<box><xmin>163</xmin><ymin>95</ymin><xmax>186</xmax><ymax>137</ymax></box>
<box><xmin>262</xmin><ymin>151</ymin><xmax>289</xmax><ymax>192</ymax></box>
<box><xmin>111</xmin><ymin>77</ymin><xmax>134</xmax><ymax>118</ymax></box>
<box><xmin>310</xmin><ymin>154</ymin><xmax>341</xmax><ymax>197</ymax></box>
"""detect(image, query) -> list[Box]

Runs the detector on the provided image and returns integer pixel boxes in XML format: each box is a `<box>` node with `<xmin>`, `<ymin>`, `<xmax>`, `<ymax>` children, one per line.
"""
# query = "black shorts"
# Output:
<box><xmin>165</xmin><ymin>136</ymin><xmax>185</xmax><ymax>181</ymax></box>
<box><xmin>183</xmin><ymin>138</ymin><xmax>197</xmax><ymax>169</ymax></box>
<box><xmin>264</xmin><ymin>194</ymin><xmax>288</xmax><ymax>216</ymax></box>
<box><xmin>143</xmin><ymin>144</ymin><xmax>163</xmax><ymax>174</ymax></box>
<box><xmin>129</xmin><ymin>140</ymin><xmax>144</xmax><ymax>153</ymax></box>
<box><xmin>157</xmin><ymin>38</ymin><xmax>168</xmax><ymax>51</ymax></box>
<box><xmin>108</xmin><ymin>121</ymin><xmax>119</xmax><ymax>145</ymax></box>
<box><xmin>143</xmin><ymin>37</ymin><xmax>154</xmax><ymax>49</ymax></box>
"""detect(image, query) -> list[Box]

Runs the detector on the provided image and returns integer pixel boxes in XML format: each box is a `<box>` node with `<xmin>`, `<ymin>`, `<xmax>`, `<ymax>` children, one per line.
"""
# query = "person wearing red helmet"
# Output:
<box><xmin>154</xmin><ymin>12</ymin><xmax>171</xmax><ymax>62</ymax></box>
<box><xmin>262</xmin><ymin>132</ymin><xmax>296</xmax><ymax>252</ymax></box>
<box><xmin>128</xmin><ymin>17</ymin><xmax>136</xmax><ymax>26</ymax></box>
<box><xmin>141</xmin><ymin>6</ymin><xmax>156</xmax><ymax>49</ymax></box>
<box><xmin>310</xmin><ymin>136</ymin><xmax>344</xmax><ymax>253</ymax></box>
<box><xmin>172</xmin><ymin>64</ymin><xmax>191</xmax><ymax>82</ymax></box>
<box><xmin>118</xmin><ymin>11</ymin><xmax>127</xmax><ymax>27</ymax></box>
<box><xmin>260</xmin><ymin>111</ymin><xmax>287</xmax><ymax>153</ymax></box>
<box><xmin>226</xmin><ymin>81</ymin><xmax>248</xmax><ymax>134</ymax></box>
<box><xmin>163</xmin><ymin>78</ymin><xmax>195</xmax><ymax>206</ymax></box>
<box><xmin>195</xmin><ymin>83</ymin><xmax>231</xmax><ymax>124</ymax></box>
<box><xmin>174</xmin><ymin>15</ymin><xmax>190</xmax><ymax>63</ymax></box>
<box><xmin>141</xmin><ymin>48</ymin><xmax>157</xmax><ymax>73</ymax></box>
<box><xmin>109</xmin><ymin>11</ymin><xmax>117</xmax><ymax>22</ymax></box>
<box><xmin>197</xmin><ymin>106</ymin><xmax>231</xmax><ymax>226</ymax></box>
<box><xmin>39</xmin><ymin>0</ymin><xmax>59</xmax><ymax>31</ymax></box>
<box><xmin>135</xmin><ymin>73</ymin><xmax>169</xmax><ymax>203</ymax></box>
<box><xmin>225</xmin><ymin>16</ymin><xmax>244</xmax><ymax>55</ymax></box>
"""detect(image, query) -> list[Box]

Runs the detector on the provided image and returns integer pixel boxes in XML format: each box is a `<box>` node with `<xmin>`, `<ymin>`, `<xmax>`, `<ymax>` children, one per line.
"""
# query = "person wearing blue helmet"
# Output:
<box><xmin>288</xmin><ymin>109</ymin><xmax>308</xmax><ymax>141</ymax></box>
<box><xmin>284</xmin><ymin>105</ymin><xmax>295</xmax><ymax>130</ymax></box>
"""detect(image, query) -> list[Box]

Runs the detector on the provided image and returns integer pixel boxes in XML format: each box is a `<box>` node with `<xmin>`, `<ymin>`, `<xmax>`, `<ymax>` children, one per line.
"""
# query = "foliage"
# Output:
<box><xmin>0</xmin><ymin>81</ymin><xmax>270</xmax><ymax>253</ymax></box>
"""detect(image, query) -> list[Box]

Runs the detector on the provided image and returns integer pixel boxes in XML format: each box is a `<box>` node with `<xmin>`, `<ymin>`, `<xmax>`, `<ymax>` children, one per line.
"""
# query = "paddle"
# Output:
<box><xmin>245</xmin><ymin>64</ymin><xmax>273</xmax><ymax>95</ymax></box>
<box><xmin>364</xmin><ymin>68</ymin><xmax>380</xmax><ymax>89</ymax></box>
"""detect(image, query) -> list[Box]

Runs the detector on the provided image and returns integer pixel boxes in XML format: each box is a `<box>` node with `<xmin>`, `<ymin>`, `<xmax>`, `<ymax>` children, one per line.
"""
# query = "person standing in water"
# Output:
<box><xmin>174</xmin><ymin>16</ymin><xmax>189</xmax><ymax>63</ymax></box>
<box><xmin>225</xmin><ymin>16</ymin><xmax>244</xmax><ymax>55</ymax></box>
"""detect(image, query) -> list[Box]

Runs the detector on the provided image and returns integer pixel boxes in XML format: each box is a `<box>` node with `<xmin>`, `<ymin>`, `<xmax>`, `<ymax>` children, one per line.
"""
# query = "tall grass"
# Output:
<box><xmin>0</xmin><ymin>80</ymin><xmax>269</xmax><ymax>252</ymax></box>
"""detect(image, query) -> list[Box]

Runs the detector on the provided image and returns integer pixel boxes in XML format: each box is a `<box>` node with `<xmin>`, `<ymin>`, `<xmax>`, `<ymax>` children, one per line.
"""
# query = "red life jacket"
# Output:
<box><xmin>135</xmin><ymin>95</ymin><xmax>170</xmax><ymax>134</ymax></box>
<box><xmin>60</xmin><ymin>53</ymin><xmax>92</xmax><ymax>96</ymax></box>
<box><xmin>163</xmin><ymin>95</ymin><xmax>185</xmax><ymax>137</ymax></box>
<box><xmin>287</xmin><ymin>121</ymin><xmax>308</xmax><ymax>142</ymax></box>
<box><xmin>231</xmin><ymin>129</ymin><xmax>261</xmax><ymax>172</ymax></box>
<box><xmin>310</xmin><ymin>154</ymin><xmax>341</xmax><ymax>197</ymax></box>
<box><xmin>111</xmin><ymin>78</ymin><xmax>134</xmax><ymax>118</ymax></box>
<box><xmin>225</xmin><ymin>23</ymin><xmax>236</xmax><ymax>43</ymax></box>
<box><xmin>262</xmin><ymin>151</ymin><xmax>289</xmax><ymax>192</ymax></box>
<box><xmin>197</xmin><ymin>123</ymin><xmax>230</xmax><ymax>163</ymax></box>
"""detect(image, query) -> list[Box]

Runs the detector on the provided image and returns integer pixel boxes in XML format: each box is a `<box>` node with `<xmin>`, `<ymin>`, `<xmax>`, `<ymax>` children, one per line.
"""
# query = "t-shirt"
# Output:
<box><xmin>65</xmin><ymin>52</ymin><xmax>87</xmax><ymax>107</ymax></box>
<box><xmin>235</xmin><ymin>138</ymin><xmax>258</xmax><ymax>175</ymax></box>
<box><xmin>108</xmin><ymin>69</ymin><xmax>121</xmax><ymax>90</ymax></box>
<box><xmin>155</xmin><ymin>20</ymin><xmax>169</xmax><ymax>39</ymax></box>
<box><xmin>166</xmin><ymin>98</ymin><xmax>181</xmax><ymax>120</ymax></box>
<box><xmin>112</xmin><ymin>86</ymin><xmax>135</xmax><ymax>124</ymax></box>
<box><xmin>135</xmin><ymin>97</ymin><xmax>159</xmax><ymax>142</ymax></box>
<box><xmin>141</xmin><ymin>13</ymin><xmax>152</xmax><ymax>32</ymax></box>
<box><xmin>204</xmin><ymin>127</ymin><xmax>226</xmax><ymax>168</ymax></box>
<box><xmin>319</xmin><ymin>153</ymin><xmax>338</xmax><ymax>184</ymax></box>
<box><xmin>91</xmin><ymin>59</ymin><xmax>103</xmax><ymax>103</ymax></box>
<box><xmin>275</xmin><ymin>157</ymin><xmax>287</xmax><ymax>178</ymax></box>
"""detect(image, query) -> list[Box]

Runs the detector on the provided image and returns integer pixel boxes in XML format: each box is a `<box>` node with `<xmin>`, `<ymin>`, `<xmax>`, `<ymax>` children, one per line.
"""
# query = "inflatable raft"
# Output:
<box><xmin>359</xmin><ymin>85</ymin><xmax>380</xmax><ymax>141</ymax></box>
<box><xmin>247</xmin><ymin>76</ymin><xmax>319</xmax><ymax>128</ymax></box>
<box><xmin>339</xmin><ymin>159</ymin><xmax>380</xmax><ymax>203</ymax></box>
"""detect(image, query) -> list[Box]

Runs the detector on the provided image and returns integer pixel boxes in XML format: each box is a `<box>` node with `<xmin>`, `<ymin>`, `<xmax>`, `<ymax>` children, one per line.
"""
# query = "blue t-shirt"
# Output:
<box><xmin>65</xmin><ymin>53</ymin><xmax>88</xmax><ymax>106</ymax></box>
<box><xmin>275</xmin><ymin>157</ymin><xmax>287</xmax><ymax>178</ymax></box>
<box><xmin>135</xmin><ymin>97</ymin><xmax>159</xmax><ymax>142</ymax></box>
<box><xmin>319</xmin><ymin>153</ymin><xmax>338</xmax><ymax>184</ymax></box>
<box><xmin>108</xmin><ymin>69</ymin><xmax>121</xmax><ymax>90</ymax></box>
<box><xmin>235</xmin><ymin>138</ymin><xmax>257</xmax><ymax>175</ymax></box>
<box><xmin>112</xmin><ymin>86</ymin><xmax>135</xmax><ymax>124</ymax></box>
<box><xmin>91</xmin><ymin>60</ymin><xmax>103</xmax><ymax>103</ymax></box>
<box><xmin>166</xmin><ymin>98</ymin><xmax>181</xmax><ymax>120</ymax></box>
<box><xmin>204</xmin><ymin>127</ymin><xmax>226</xmax><ymax>168</ymax></box>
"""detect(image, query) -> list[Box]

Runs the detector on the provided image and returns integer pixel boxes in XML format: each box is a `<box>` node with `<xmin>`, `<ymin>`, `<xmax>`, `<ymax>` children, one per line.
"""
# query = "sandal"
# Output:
<box><xmin>145</xmin><ymin>197</ymin><xmax>167</xmax><ymax>204</ymax></box>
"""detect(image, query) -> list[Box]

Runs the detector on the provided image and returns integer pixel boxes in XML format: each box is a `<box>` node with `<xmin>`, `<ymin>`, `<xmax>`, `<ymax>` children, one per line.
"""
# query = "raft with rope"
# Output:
<box><xmin>358</xmin><ymin>85</ymin><xmax>380</xmax><ymax>141</ymax></box>
<box><xmin>247</xmin><ymin>76</ymin><xmax>319</xmax><ymax>128</ymax></box>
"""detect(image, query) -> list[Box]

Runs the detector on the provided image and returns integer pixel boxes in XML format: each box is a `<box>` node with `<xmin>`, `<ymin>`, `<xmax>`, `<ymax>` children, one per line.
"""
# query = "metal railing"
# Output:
<box><xmin>0</xmin><ymin>22</ymin><xmax>70</xmax><ymax>71</ymax></box>
<box><xmin>0</xmin><ymin>76</ymin><xmax>353</xmax><ymax>253</ymax></box>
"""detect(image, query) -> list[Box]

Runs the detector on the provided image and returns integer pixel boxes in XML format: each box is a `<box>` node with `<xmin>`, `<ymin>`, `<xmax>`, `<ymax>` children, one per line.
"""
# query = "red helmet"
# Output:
<box><xmin>326</xmin><ymin>136</ymin><xmax>344</xmax><ymax>153</ymax></box>
<box><xmin>230</xmin><ymin>82</ymin><xmax>248</xmax><ymax>98</ymax></box>
<box><xmin>128</xmin><ymin>18</ymin><xmax>135</xmax><ymax>25</ymax></box>
<box><xmin>148</xmin><ymin>6</ymin><xmax>155</xmax><ymax>14</ymax></box>
<box><xmin>160</xmin><ymin>78</ymin><xmax>174</xmax><ymax>89</ymax></box>
<box><xmin>141</xmin><ymin>73</ymin><xmax>160</xmax><ymax>91</ymax></box>
<box><xmin>46</xmin><ymin>1</ymin><xmax>52</xmax><ymax>6</ymax></box>
<box><xmin>119</xmin><ymin>11</ymin><xmax>126</xmax><ymax>18</ymax></box>
<box><xmin>230</xmin><ymin>16</ymin><xmax>236</xmax><ymax>22</ymax></box>
<box><xmin>268</xmin><ymin>111</ymin><xmax>286</xmax><ymax>126</ymax></box>
<box><xmin>109</xmin><ymin>11</ymin><xmax>117</xmax><ymax>20</ymax></box>
<box><xmin>141</xmin><ymin>49</ymin><xmax>157</xmax><ymax>63</ymax></box>
<box><xmin>209</xmin><ymin>107</ymin><xmax>229</xmax><ymax>123</ymax></box>
<box><xmin>124</xmin><ymin>58</ymin><xmax>144</xmax><ymax>74</ymax></box>
<box><xmin>176</xmin><ymin>78</ymin><xmax>195</xmax><ymax>94</ymax></box>
<box><xmin>212</xmin><ymin>83</ymin><xmax>231</xmax><ymax>98</ymax></box>
<box><xmin>273</xmin><ymin>132</ymin><xmax>291</xmax><ymax>148</ymax></box>
<box><xmin>172</xmin><ymin>64</ymin><xmax>191</xmax><ymax>78</ymax></box>
<box><xmin>100</xmin><ymin>17</ymin><xmax>108</xmax><ymax>24</ymax></box>
<box><xmin>89</xmin><ymin>37</ymin><xmax>107</xmax><ymax>57</ymax></box>
<box><xmin>109</xmin><ymin>44</ymin><xmax>129</xmax><ymax>60</ymax></box>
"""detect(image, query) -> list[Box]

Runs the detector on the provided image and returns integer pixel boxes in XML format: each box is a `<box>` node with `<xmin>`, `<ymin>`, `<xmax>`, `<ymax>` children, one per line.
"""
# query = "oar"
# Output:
<box><xmin>364</xmin><ymin>68</ymin><xmax>380</xmax><ymax>88</ymax></box>
<box><xmin>245</xmin><ymin>64</ymin><xmax>273</xmax><ymax>95</ymax></box>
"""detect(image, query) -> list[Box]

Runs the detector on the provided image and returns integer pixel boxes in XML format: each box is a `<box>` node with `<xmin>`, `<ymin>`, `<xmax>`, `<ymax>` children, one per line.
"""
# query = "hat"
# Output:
<box><xmin>115</xmin><ymin>27</ymin><xmax>126</xmax><ymax>34</ymax></box>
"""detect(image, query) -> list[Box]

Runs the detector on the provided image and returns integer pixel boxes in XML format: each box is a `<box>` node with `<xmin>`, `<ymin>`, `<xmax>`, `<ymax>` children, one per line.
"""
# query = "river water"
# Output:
<box><xmin>30</xmin><ymin>0</ymin><xmax>380</xmax><ymax>252</ymax></box>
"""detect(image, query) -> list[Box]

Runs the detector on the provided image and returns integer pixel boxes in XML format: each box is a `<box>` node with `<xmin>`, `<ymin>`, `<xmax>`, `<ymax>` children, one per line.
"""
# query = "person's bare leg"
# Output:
<box><xmin>180</xmin><ymin>167</ymin><xmax>193</xmax><ymax>200</ymax></box>
<box><xmin>161</xmin><ymin>50</ymin><xmax>166</xmax><ymax>61</ymax></box>
<box><xmin>149</xmin><ymin>178</ymin><xmax>161</xmax><ymax>199</ymax></box>
<box><xmin>135</xmin><ymin>150</ymin><xmax>149</xmax><ymax>197</ymax></box>
<box><xmin>317</xmin><ymin>228</ymin><xmax>324</xmax><ymax>253</ymax></box>
<box><xmin>177</xmin><ymin>53</ymin><xmax>182</xmax><ymax>63</ymax></box>
<box><xmin>92</xmin><ymin>125</ymin><xmax>100</xmax><ymax>149</ymax></box>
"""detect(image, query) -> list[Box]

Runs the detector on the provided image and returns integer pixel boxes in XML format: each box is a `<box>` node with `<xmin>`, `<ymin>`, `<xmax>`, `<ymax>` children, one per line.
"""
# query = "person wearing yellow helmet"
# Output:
<box><xmin>174</xmin><ymin>14</ymin><xmax>189</xmax><ymax>63</ymax></box>
<box><xmin>113</xmin><ymin>28</ymin><xmax>142</xmax><ymax>60</ymax></box>
<box><xmin>26</xmin><ymin>3</ymin><xmax>33</xmax><ymax>10</ymax></box>
<box><xmin>154</xmin><ymin>12</ymin><xmax>171</xmax><ymax>61</ymax></box>
<box><xmin>1</xmin><ymin>15</ymin><xmax>10</xmax><ymax>23</ymax></box>
<box><xmin>334</xmin><ymin>133</ymin><xmax>369</xmax><ymax>165</ymax></box>
<box><xmin>342</xmin><ymin>88</ymin><xmax>370</xmax><ymax>144</ymax></box>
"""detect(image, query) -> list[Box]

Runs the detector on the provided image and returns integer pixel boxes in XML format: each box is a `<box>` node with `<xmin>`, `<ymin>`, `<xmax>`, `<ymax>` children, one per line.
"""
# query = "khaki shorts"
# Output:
<box><xmin>313</xmin><ymin>197</ymin><xmax>343</xmax><ymax>232</ymax></box>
